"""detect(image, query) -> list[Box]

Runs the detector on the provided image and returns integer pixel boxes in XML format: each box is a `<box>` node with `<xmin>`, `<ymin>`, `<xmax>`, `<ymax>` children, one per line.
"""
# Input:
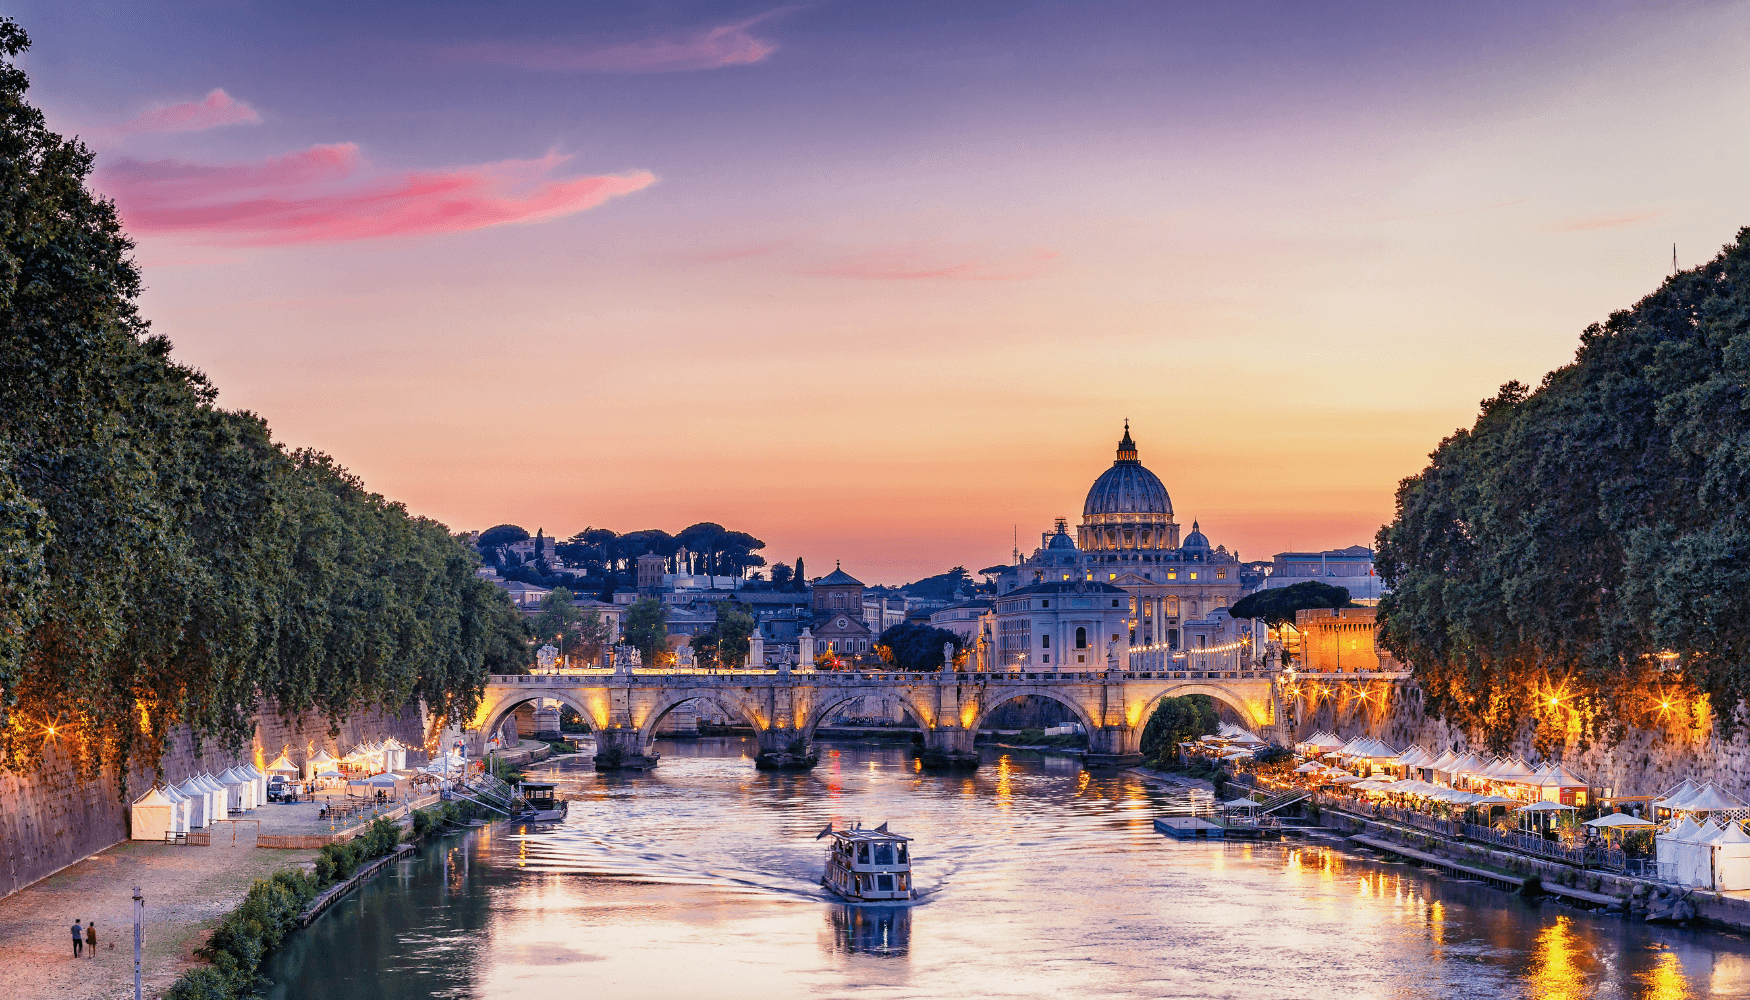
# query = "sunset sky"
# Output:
<box><xmin>12</xmin><ymin>2</ymin><xmax>1750</xmax><ymax>583</ymax></box>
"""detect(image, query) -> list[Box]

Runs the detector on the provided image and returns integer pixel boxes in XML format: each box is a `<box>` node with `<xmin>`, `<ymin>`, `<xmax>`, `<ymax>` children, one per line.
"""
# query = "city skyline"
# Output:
<box><xmin>11</xmin><ymin>2</ymin><xmax>1750</xmax><ymax>579</ymax></box>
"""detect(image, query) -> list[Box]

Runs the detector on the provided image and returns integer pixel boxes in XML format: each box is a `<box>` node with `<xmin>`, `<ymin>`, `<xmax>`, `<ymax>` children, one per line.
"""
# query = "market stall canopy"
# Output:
<box><xmin>267</xmin><ymin>755</ymin><xmax>300</xmax><ymax>773</ymax></box>
<box><xmin>309</xmin><ymin>748</ymin><xmax>337</xmax><ymax>764</ymax></box>
<box><xmin>1222</xmin><ymin>798</ymin><xmax>1260</xmax><ymax>809</ymax></box>
<box><xmin>1514</xmin><ymin>801</ymin><xmax>1576</xmax><ymax>813</ymax></box>
<box><xmin>1427</xmin><ymin>749</ymin><xmax>1459</xmax><ymax>771</ymax></box>
<box><xmin>316</xmin><ymin>768</ymin><xmax>341</xmax><ymax>778</ymax></box>
<box><xmin>348</xmin><ymin>772</ymin><xmax>402</xmax><ymax>788</ymax></box>
<box><xmin>130</xmin><ymin>787</ymin><xmax>175</xmax><ymax>841</ymax></box>
<box><xmin>1294</xmin><ymin>762</ymin><xmax>1324</xmax><ymax>774</ymax></box>
<box><xmin>1656</xmin><ymin>779</ymin><xmax>1699</xmax><ymax>808</ymax></box>
<box><xmin>1667</xmin><ymin>816</ymin><xmax>1704</xmax><ymax>841</ymax></box>
<box><xmin>1471</xmin><ymin>795</ymin><xmax>1520</xmax><ymax>806</ymax></box>
<box><xmin>1584</xmin><ymin>814</ymin><xmax>1655</xmax><ymax>829</ymax></box>
<box><xmin>1539</xmin><ymin>764</ymin><xmax>1590</xmax><ymax>788</ymax></box>
<box><xmin>1675</xmin><ymin>782</ymin><xmax>1747</xmax><ymax>812</ymax></box>
<box><xmin>1222</xmin><ymin>752</ymin><xmax>1251</xmax><ymax>762</ymax></box>
<box><xmin>1331</xmin><ymin>774</ymin><xmax>1363</xmax><ymax>784</ymax></box>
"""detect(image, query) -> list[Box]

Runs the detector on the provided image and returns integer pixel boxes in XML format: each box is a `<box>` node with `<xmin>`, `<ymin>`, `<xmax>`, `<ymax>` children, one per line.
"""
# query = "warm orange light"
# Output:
<box><xmin>1548</xmin><ymin>697</ymin><xmax>1558</xmax><ymax>707</ymax></box>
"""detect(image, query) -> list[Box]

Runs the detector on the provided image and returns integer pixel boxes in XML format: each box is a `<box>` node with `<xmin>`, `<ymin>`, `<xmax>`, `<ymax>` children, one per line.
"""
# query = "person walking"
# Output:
<box><xmin>85</xmin><ymin>920</ymin><xmax>96</xmax><ymax>957</ymax></box>
<box><xmin>70</xmin><ymin>919</ymin><xmax>83</xmax><ymax>958</ymax></box>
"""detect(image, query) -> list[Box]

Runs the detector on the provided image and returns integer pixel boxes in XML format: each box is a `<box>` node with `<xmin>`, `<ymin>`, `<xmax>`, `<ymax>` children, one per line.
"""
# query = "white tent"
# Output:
<box><xmin>1662</xmin><ymin>816</ymin><xmax>1715</xmax><ymax>887</ymax></box>
<box><xmin>305</xmin><ymin>748</ymin><xmax>338</xmax><ymax>780</ymax></box>
<box><xmin>1711</xmin><ymin>822</ymin><xmax>1750</xmax><ymax>891</ymax></box>
<box><xmin>130</xmin><ymin>787</ymin><xmax>175</xmax><ymax>841</ymax></box>
<box><xmin>218</xmin><ymin>767</ymin><xmax>253</xmax><ymax>811</ymax></box>
<box><xmin>242</xmin><ymin>763</ymin><xmax>268</xmax><ymax>804</ymax></box>
<box><xmin>1584</xmin><ymin>813</ymin><xmax>1655</xmax><ymax>830</ymax></box>
<box><xmin>267</xmin><ymin>754</ymin><xmax>300</xmax><ymax>774</ymax></box>
<box><xmin>382</xmin><ymin>737</ymin><xmax>408</xmax><ymax>771</ymax></box>
<box><xmin>198</xmin><ymin>773</ymin><xmax>228</xmax><ymax>822</ymax></box>
<box><xmin>1678</xmin><ymin>782</ymin><xmax>1747</xmax><ymax>814</ymax></box>
<box><xmin>160</xmin><ymin>785</ymin><xmax>191</xmax><ymax>833</ymax></box>
<box><xmin>1656</xmin><ymin>779</ymin><xmax>1700</xmax><ymax>811</ymax></box>
<box><xmin>177</xmin><ymin>777</ymin><xmax>210</xmax><ymax>828</ymax></box>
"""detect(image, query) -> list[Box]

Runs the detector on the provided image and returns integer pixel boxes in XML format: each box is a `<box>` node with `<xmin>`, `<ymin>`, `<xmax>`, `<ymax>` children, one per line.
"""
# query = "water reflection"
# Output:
<box><xmin>823</xmin><ymin>903</ymin><xmax>911</xmax><ymax>958</ymax></box>
<box><xmin>258</xmin><ymin>738</ymin><xmax>1750</xmax><ymax>1000</ymax></box>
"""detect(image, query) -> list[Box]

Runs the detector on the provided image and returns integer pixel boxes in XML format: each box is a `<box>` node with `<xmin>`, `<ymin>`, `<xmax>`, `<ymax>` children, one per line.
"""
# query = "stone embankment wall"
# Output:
<box><xmin>1288</xmin><ymin>683</ymin><xmax>1750</xmax><ymax>802</ymax></box>
<box><xmin>0</xmin><ymin>701</ymin><xmax>430</xmax><ymax>899</ymax></box>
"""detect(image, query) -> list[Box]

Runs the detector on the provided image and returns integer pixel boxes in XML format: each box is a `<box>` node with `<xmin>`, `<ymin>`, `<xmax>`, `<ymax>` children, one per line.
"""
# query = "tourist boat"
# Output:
<box><xmin>517</xmin><ymin>782</ymin><xmax>568</xmax><ymax>823</ymax></box>
<box><xmin>820</xmin><ymin>823</ymin><xmax>912</xmax><ymax>902</ymax></box>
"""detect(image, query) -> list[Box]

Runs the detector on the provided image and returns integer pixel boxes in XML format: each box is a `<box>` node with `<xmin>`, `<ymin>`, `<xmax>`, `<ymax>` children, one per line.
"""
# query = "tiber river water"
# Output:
<box><xmin>263</xmin><ymin>738</ymin><xmax>1750</xmax><ymax>1000</ymax></box>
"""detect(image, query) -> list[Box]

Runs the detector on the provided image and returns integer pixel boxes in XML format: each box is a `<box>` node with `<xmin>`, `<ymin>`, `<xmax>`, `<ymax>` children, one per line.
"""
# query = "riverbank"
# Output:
<box><xmin>0</xmin><ymin>838</ymin><xmax>318</xmax><ymax>1000</ymax></box>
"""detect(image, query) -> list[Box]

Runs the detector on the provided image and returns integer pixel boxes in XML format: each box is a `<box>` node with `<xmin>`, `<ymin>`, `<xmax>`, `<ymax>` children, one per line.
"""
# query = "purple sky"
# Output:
<box><xmin>11</xmin><ymin>2</ymin><xmax>1750</xmax><ymax>581</ymax></box>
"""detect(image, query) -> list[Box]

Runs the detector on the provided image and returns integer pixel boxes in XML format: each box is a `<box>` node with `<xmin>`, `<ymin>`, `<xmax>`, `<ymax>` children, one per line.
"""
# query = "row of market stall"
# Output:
<box><xmin>129</xmin><ymin>765</ymin><xmax>274</xmax><ymax>840</ymax></box>
<box><xmin>1293</xmin><ymin>732</ymin><xmax>1593</xmax><ymax>805</ymax></box>
<box><xmin>286</xmin><ymin>739</ymin><xmax>412</xmax><ymax>780</ymax></box>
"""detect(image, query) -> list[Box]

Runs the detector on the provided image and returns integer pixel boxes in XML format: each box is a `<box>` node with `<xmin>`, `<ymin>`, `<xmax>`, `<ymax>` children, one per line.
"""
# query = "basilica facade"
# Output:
<box><xmin>993</xmin><ymin>425</ymin><xmax>1245</xmax><ymax>651</ymax></box>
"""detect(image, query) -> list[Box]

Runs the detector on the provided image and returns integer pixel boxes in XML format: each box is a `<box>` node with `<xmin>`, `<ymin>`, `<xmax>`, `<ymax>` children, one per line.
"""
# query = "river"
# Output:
<box><xmin>262</xmin><ymin>737</ymin><xmax>1750</xmax><ymax>999</ymax></box>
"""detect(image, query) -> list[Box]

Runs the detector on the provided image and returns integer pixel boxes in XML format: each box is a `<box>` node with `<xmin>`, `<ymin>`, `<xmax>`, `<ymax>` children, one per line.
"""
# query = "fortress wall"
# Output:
<box><xmin>0</xmin><ymin>701</ymin><xmax>430</xmax><ymax>899</ymax></box>
<box><xmin>1288</xmin><ymin>683</ymin><xmax>1750</xmax><ymax>802</ymax></box>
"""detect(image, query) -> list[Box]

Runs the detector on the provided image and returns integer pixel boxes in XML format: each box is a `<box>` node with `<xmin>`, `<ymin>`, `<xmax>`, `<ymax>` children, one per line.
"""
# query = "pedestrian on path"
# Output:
<box><xmin>70</xmin><ymin>919</ymin><xmax>83</xmax><ymax>958</ymax></box>
<box><xmin>85</xmin><ymin>921</ymin><xmax>95</xmax><ymax>957</ymax></box>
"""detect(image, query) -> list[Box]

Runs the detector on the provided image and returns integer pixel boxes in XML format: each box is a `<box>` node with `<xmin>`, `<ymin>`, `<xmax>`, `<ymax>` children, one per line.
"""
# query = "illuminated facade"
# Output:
<box><xmin>994</xmin><ymin>425</ymin><xmax>1245</xmax><ymax>650</ymax></box>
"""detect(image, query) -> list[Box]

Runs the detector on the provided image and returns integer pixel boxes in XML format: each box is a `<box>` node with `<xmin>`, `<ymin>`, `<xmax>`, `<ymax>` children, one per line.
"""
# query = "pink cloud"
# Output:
<box><xmin>112</xmin><ymin>89</ymin><xmax>260</xmax><ymax>134</ymax></box>
<box><xmin>1547</xmin><ymin>210</ymin><xmax>1662</xmax><ymax>233</ymax></box>
<box><xmin>456</xmin><ymin>15</ymin><xmax>778</xmax><ymax>73</ymax></box>
<box><xmin>96</xmin><ymin>145</ymin><xmax>656</xmax><ymax>246</ymax></box>
<box><xmin>805</xmin><ymin>244</ymin><xmax>1060</xmax><ymax>281</ymax></box>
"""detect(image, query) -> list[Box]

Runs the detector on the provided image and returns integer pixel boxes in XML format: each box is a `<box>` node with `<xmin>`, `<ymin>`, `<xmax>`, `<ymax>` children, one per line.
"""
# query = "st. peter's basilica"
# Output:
<box><xmin>992</xmin><ymin>424</ymin><xmax>1244</xmax><ymax>650</ymax></box>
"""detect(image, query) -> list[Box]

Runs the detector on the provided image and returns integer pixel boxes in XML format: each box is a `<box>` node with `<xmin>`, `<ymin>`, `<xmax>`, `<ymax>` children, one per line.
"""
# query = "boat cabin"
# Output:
<box><xmin>824</xmin><ymin>827</ymin><xmax>912</xmax><ymax>902</ymax></box>
<box><xmin>522</xmin><ymin>783</ymin><xmax>558</xmax><ymax>812</ymax></box>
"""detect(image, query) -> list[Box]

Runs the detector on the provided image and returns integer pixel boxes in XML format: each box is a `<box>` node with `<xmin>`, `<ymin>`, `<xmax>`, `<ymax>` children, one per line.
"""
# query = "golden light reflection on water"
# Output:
<box><xmin>994</xmin><ymin>754</ymin><xmax>1012</xmax><ymax>810</ymax></box>
<box><xmin>1429</xmin><ymin>901</ymin><xmax>1444</xmax><ymax>949</ymax></box>
<box><xmin>1529</xmin><ymin>916</ymin><xmax>1591</xmax><ymax>1000</ymax></box>
<box><xmin>1635</xmin><ymin>949</ymin><xmax>1692</xmax><ymax>1000</ymax></box>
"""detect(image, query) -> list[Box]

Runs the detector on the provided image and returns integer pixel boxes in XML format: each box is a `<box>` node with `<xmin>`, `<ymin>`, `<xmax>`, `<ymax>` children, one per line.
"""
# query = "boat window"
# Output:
<box><xmin>857</xmin><ymin>844</ymin><xmax>870</xmax><ymax>865</ymax></box>
<box><xmin>897</xmin><ymin>874</ymin><xmax>908</xmax><ymax>890</ymax></box>
<box><xmin>897</xmin><ymin>844</ymin><xmax>908</xmax><ymax>864</ymax></box>
<box><xmin>878</xmin><ymin>874</ymin><xmax>894</xmax><ymax>891</ymax></box>
<box><xmin>874</xmin><ymin>844</ymin><xmax>894</xmax><ymax>866</ymax></box>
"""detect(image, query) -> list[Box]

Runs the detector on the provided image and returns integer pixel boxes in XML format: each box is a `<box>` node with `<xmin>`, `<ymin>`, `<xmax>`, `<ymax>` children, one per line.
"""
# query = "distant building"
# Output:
<box><xmin>994</xmin><ymin>426</ymin><xmax>1245</xmax><ymax>650</ymax></box>
<box><xmin>929</xmin><ymin>599</ymin><xmax>993</xmax><ymax>642</ymax></box>
<box><xmin>499</xmin><ymin>581</ymin><xmax>551</xmax><ymax>608</ymax></box>
<box><xmin>1264</xmin><ymin>545</ymin><xmax>1386</xmax><ymax>602</ymax></box>
<box><xmin>985</xmin><ymin>581</ymin><xmax>1131</xmax><ymax>671</ymax></box>
<box><xmin>1291</xmin><ymin>606</ymin><xmax>1402</xmax><ymax>673</ymax></box>
<box><xmin>812</xmin><ymin>563</ymin><xmax>874</xmax><ymax>657</ymax></box>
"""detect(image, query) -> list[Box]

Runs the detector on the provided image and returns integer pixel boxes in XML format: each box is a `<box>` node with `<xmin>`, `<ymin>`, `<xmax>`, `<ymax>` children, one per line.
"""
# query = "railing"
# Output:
<box><xmin>1259</xmin><ymin>789</ymin><xmax>1310</xmax><ymax>814</ymax></box>
<box><xmin>1462</xmin><ymin>823</ymin><xmax>1628</xmax><ymax>872</ymax></box>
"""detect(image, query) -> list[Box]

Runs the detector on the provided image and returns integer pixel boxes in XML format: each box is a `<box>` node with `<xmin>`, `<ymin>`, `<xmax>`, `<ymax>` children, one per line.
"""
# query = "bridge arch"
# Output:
<box><xmin>636</xmin><ymin>689</ymin><xmax>767</xmax><ymax>745</ymax></box>
<box><xmin>970</xmin><ymin>688</ymin><xmax>1099</xmax><ymax>736</ymax></box>
<box><xmin>474</xmin><ymin>688</ymin><xmax>598</xmax><ymax>749</ymax></box>
<box><xmin>801</xmin><ymin>688</ymin><xmax>935</xmax><ymax>740</ymax></box>
<box><xmin>1131</xmin><ymin>682</ymin><xmax>1267</xmax><ymax>735</ymax></box>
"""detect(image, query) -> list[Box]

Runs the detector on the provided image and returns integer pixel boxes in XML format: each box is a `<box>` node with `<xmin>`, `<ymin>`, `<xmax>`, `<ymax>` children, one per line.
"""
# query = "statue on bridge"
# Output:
<box><xmin>677</xmin><ymin>644</ymin><xmax>695</xmax><ymax>670</ymax></box>
<box><xmin>941</xmin><ymin>641</ymin><xmax>955</xmax><ymax>673</ymax></box>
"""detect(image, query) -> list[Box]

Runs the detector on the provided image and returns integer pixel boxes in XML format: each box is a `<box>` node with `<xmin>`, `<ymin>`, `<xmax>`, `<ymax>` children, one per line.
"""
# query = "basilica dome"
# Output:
<box><xmin>1082</xmin><ymin>425</ymin><xmax>1172</xmax><ymax>518</ymax></box>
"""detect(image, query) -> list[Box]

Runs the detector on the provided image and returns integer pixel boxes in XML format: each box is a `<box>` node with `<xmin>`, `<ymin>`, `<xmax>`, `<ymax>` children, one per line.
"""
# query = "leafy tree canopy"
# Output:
<box><xmin>1377</xmin><ymin>228</ymin><xmax>1750</xmax><ymax>751</ymax></box>
<box><xmin>621</xmin><ymin>598</ymin><xmax>669</xmax><ymax>666</ymax></box>
<box><xmin>1140</xmin><ymin>695</ymin><xmax>1219</xmax><ymax>763</ymax></box>
<box><xmin>874</xmin><ymin>622</ymin><xmax>964</xmax><ymax>671</ymax></box>
<box><xmin>477</xmin><ymin>524</ymin><xmax>528</xmax><ymax>548</ymax></box>
<box><xmin>691</xmin><ymin>601</ymin><xmax>757</xmax><ymax>669</ymax></box>
<box><xmin>0</xmin><ymin>20</ymin><xmax>530</xmax><ymax>783</ymax></box>
<box><xmin>1229</xmin><ymin>581</ymin><xmax>1355</xmax><ymax>625</ymax></box>
<box><xmin>900</xmin><ymin>567</ymin><xmax>973</xmax><ymax>601</ymax></box>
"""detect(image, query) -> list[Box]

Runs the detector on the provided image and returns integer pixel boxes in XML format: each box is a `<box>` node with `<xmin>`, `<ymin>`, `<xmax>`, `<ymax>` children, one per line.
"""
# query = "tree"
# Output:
<box><xmin>1139</xmin><ymin>696</ymin><xmax>1219</xmax><ymax>765</ymax></box>
<box><xmin>621</xmin><ymin>598</ymin><xmax>669</xmax><ymax>666</ymax></box>
<box><xmin>530</xmin><ymin>587</ymin><xmax>605</xmax><ymax>663</ymax></box>
<box><xmin>1228</xmin><ymin>581</ymin><xmax>1355</xmax><ymax>626</ymax></box>
<box><xmin>1376</xmin><ymin>228</ymin><xmax>1750</xmax><ymax>750</ymax></box>
<box><xmin>874</xmin><ymin>622</ymin><xmax>964</xmax><ymax>670</ymax></box>
<box><xmin>691</xmin><ymin>601</ymin><xmax>757</xmax><ymax>669</ymax></box>
<box><xmin>901</xmin><ymin>567</ymin><xmax>973</xmax><ymax>601</ymax></box>
<box><xmin>793</xmin><ymin>557</ymin><xmax>805</xmax><ymax>591</ymax></box>
<box><xmin>477</xmin><ymin>524</ymin><xmax>528</xmax><ymax>548</ymax></box>
<box><xmin>770</xmin><ymin>562</ymin><xmax>794</xmax><ymax>589</ymax></box>
<box><xmin>0</xmin><ymin>19</ymin><xmax>530</xmax><ymax>783</ymax></box>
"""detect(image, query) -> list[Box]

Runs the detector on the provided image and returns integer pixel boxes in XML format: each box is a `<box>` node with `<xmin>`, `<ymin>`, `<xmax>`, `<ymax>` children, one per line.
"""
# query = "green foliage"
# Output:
<box><xmin>622</xmin><ymin>598</ymin><xmax>668</xmax><ymax>665</ymax></box>
<box><xmin>1229</xmin><ymin>581</ymin><xmax>1355</xmax><ymax>626</ymax></box>
<box><xmin>691</xmin><ymin>601</ymin><xmax>757</xmax><ymax>668</ymax></box>
<box><xmin>1376</xmin><ymin>229</ymin><xmax>1750</xmax><ymax>748</ymax></box>
<box><xmin>873</xmin><ymin>622</ymin><xmax>964</xmax><ymax>670</ymax></box>
<box><xmin>531</xmin><ymin>587</ymin><xmax>609</xmax><ymax>663</ymax></box>
<box><xmin>899</xmin><ymin>567</ymin><xmax>974</xmax><ymax>601</ymax></box>
<box><xmin>1140</xmin><ymin>695</ymin><xmax>1219</xmax><ymax>763</ymax></box>
<box><xmin>0</xmin><ymin>23</ymin><xmax>531</xmax><ymax>781</ymax></box>
<box><xmin>162</xmin><ymin>868</ymin><xmax>322</xmax><ymax>1000</ymax></box>
<box><xmin>476</xmin><ymin>524</ymin><xmax>528</xmax><ymax>548</ymax></box>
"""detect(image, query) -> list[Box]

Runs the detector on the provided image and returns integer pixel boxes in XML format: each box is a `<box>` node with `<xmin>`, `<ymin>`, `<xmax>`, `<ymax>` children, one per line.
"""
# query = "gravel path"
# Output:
<box><xmin>0</xmin><ymin>839</ymin><xmax>315</xmax><ymax>1000</ymax></box>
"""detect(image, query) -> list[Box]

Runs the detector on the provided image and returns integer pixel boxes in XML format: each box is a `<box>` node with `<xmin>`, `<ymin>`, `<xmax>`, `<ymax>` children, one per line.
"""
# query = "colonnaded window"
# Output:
<box><xmin>1076</xmin><ymin>627</ymin><xmax>1087</xmax><ymax>648</ymax></box>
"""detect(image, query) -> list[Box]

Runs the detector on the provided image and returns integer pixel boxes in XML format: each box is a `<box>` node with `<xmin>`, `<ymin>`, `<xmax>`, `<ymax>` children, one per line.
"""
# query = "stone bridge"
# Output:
<box><xmin>471</xmin><ymin>663</ymin><xmax>1292</xmax><ymax>769</ymax></box>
